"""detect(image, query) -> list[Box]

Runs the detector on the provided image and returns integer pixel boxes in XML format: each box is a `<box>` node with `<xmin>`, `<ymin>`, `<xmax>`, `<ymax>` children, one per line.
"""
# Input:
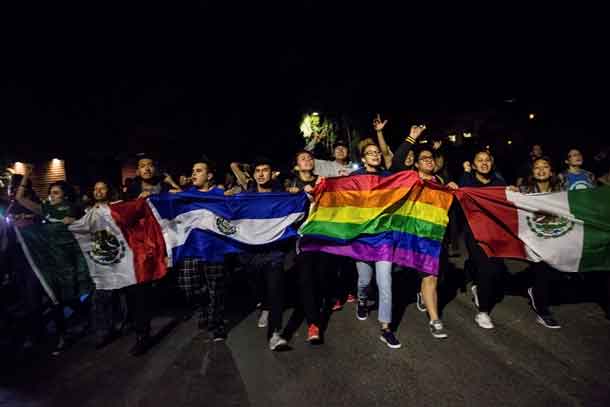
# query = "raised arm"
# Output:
<box><xmin>390</xmin><ymin>125</ymin><xmax>426</xmax><ymax>171</ymax></box>
<box><xmin>230</xmin><ymin>162</ymin><xmax>251</xmax><ymax>190</ymax></box>
<box><xmin>15</xmin><ymin>165</ymin><xmax>42</xmax><ymax>215</ymax></box>
<box><xmin>373</xmin><ymin>114</ymin><xmax>393</xmax><ymax>169</ymax></box>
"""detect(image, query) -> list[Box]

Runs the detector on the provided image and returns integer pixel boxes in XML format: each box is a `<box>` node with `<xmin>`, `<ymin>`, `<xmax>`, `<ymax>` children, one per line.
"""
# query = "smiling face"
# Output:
<box><xmin>93</xmin><ymin>182</ymin><xmax>109</xmax><ymax>202</ymax></box>
<box><xmin>566</xmin><ymin>149</ymin><xmax>583</xmax><ymax>167</ymax></box>
<box><xmin>361</xmin><ymin>144</ymin><xmax>382</xmax><ymax>168</ymax></box>
<box><xmin>473</xmin><ymin>151</ymin><xmax>493</xmax><ymax>175</ymax></box>
<box><xmin>532</xmin><ymin>158</ymin><xmax>553</xmax><ymax>182</ymax></box>
<box><xmin>415</xmin><ymin>149</ymin><xmax>435</xmax><ymax>175</ymax></box>
<box><xmin>334</xmin><ymin>145</ymin><xmax>348</xmax><ymax>162</ymax></box>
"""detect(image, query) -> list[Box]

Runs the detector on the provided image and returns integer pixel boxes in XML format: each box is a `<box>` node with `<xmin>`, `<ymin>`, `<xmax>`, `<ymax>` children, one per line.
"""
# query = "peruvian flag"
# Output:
<box><xmin>455</xmin><ymin>186</ymin><xmax>610</xmax><ymax>273</ymax></box>
<box><xmin>69</xmin><ymin>199</ymin><xmax>168</xmax><ymax>290</ymax></box>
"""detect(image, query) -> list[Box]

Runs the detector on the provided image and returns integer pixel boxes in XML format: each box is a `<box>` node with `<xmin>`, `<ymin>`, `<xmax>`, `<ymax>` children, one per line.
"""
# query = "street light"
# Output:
<box><xmin>529</xmin><ymin>113</ymin><xmax>535</xmax><ymax>120</ymax></box>
<box><xmin>507</xmin><ymin>140</ymin><xmax>513</xmax><ymax>145</ymax></box>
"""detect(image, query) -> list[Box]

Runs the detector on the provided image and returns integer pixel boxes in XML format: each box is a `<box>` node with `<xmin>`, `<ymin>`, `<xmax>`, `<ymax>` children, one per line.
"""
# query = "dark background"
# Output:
<box><xmin>1</xmin><ymin>2</ymin><xmax>608</xmax><ymax>187</ymax></box>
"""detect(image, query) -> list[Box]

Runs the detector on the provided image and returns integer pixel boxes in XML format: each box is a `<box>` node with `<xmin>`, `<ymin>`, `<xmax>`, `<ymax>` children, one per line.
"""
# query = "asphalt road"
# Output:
<box><xmin>2</xmin><ymin>256</ymin><xmax>609</xmax><ymax>407</ymax></box>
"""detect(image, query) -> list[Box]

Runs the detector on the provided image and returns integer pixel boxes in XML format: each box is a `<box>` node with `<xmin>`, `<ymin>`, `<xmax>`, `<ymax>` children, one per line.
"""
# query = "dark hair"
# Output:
<box><xmin>471</xmin><ymin>149</ymin><xmax>493</xmax><ymax>163</ymax></box>
<box><xmin>413</xmin><ymin>144</ymin><xmax>435</xmax><ymax>162</ymax></box>
<box><xmin>293</xmin><ymin>149</ymin><xmax>314</xmax><ymax>167</ymax></box>
<box><xmin>524</xmin><ymin>156</ymin><xmax>562</xmax><ymax>192</ymax></box>
<box><xmin>333</xmin><ymin>139</ymin><xmax>349</xmax><ymax>151</ymax></box>
<box><xmin>194</xmin><ymin>155</ymin><xmax>217</xmax><ymax>178</ymax></box>
<box><xmin>252</xmin><ymin>156</ymin><xmax>273</xmax><ymax>170</ymax></box>
<box><xmin>92</xmin><ymin>179</ymin><xmax>119</xmax><ymax>202</ymax></box>
<box><xmin>48</xmin><ymin>181</ymin><xmax>76</xmax><ymax>203</ymax></box>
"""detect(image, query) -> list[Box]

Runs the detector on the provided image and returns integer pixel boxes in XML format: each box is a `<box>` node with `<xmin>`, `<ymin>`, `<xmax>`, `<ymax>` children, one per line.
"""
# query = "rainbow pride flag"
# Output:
<box><xmin>298</xmin><ymin>171</ymin><xmax>454</xmax><ymax>275</ymax></box>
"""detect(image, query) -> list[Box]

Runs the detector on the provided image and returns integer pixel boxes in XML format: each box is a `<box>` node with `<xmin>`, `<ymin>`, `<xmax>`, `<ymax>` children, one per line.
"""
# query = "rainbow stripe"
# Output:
<box><xmin>299</xmin><ymin>171</ymin><xmax>453</xmax><ymax>275</ymax></box>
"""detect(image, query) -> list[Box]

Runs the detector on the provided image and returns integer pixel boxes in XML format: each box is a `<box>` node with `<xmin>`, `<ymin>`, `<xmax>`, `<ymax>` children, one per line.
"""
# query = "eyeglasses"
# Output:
<box><xmin>418</xmin><ymin>155</ymin><xmax>434</xmax><ymax>162</ymax></box>
<box><xmin>365</xmin><ymin>151</ymin><xmax>382</xmax><ymax>157</ymax></box>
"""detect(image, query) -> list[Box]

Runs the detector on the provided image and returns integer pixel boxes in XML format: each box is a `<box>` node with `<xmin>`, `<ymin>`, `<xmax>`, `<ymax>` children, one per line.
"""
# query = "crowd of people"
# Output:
<box><xmin>2</xmin><ymin>115</ymin><xmax>610</xmax><ymax>360</ymax></box>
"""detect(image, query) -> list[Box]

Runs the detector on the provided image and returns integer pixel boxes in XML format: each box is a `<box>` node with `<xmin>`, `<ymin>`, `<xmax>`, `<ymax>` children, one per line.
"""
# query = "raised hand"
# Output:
<box><xmin>409</xmin><ymin>124</ymin><xmax>426</xmax><ymax>140</ymax></box>
<box><xmin>432</xmin><ymin>140</ymin><xmax>443</xmax><ymax>150</ymax></box>
<box><xmin>373</xmin><ymin>114</ymin><xmax>388</xmax><ymax>132</ymax></box>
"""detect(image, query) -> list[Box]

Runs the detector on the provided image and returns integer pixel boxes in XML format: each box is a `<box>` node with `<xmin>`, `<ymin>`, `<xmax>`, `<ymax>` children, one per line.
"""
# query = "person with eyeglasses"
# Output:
<box><xmin>350</xmin><ymin>138</ymin><xmax>401</xmax><ymax>348</ymax></box>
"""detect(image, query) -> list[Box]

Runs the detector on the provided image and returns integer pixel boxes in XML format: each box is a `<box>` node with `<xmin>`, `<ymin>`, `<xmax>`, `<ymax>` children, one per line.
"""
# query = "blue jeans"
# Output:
<box><xmin>356</xmin><ymin>261</ymin><xmax>392</xmax><ymax>324</ymax></box>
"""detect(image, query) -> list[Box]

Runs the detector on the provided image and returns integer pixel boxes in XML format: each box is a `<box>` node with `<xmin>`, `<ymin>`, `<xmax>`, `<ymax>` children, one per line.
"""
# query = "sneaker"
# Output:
<box><xmin>536</xmin><ymin>314</ymin><xmax>561</xmax><ymax>329</ymax></box>
<box><xmin>346</xmin><ymin>294</ymin><xmax>356</xmax><ymax>303</ymax></box>
<box><xmin>471</xmin><ymin>285</ymin><xmax>480</xmax><ymax>309</ymax></box>
<box><xmin>212</xmin><ymin>328</ymin><xmax>227</xmax><ymax>342</ymax></box>
<box><xmin>332</xmin><ymin>300</ymin><xmax>343</xmax><ymax>312</ymax></box>
<box><xmin>416</xmin><ymin>292</ymin><xmax>427</xmax><ymax>312</ymax></box>
<box><xmin>269</xmin><ymin>332</ymin><xmax>288</xmax><ymax>351</ymax></box>
<box><xmin>257</xmin><ymin>310</ymin><xmax>269</xmax><ymax>328</ymax></box>
<box><xmin>475</xmin><ymin>312</ymin><xmax>494</xmax><ymax>329</ymax></box>
<box><xmin>356</xmin><ymin>301</ymin><xmax>368</xmax><ymax>321</ymax></box>
<box><xmin>307</xmin><ymin>324</ymin><xmax>321</xmax><ymax>343</ymax></box>
<box><xmin>52</xmin><ymin>335</ymin><xmax>66</xmax><ymax>356</ymax></box>
<box><xmin>379</xmin><ymin>329</ymin><xmax>402</xmax><ymax>349</ymax></box>
<box><xmin>429</xmin><ymin>320</ymin><xmax>449</xmax><ymax>339</ymax></box>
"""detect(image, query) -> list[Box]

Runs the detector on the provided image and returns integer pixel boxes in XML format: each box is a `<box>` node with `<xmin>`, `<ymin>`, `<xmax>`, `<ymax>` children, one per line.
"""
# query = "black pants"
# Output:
<box><xmin>530</xmin><ymin>262</ymin><xmax>560</xmax><ymax>315</ymax></box>
<box><xmin>93</xmin><ymin>289</ymin><xmax>125</xmax><ymax>339</ymax></box>
<box><xmin>241</xmin><ymin>251</ymin><xmax>285</xmax><ymax>337</ymax></box>
<box><xmin>125</xmin><ymin>282</ymin><xmax>153</xmax><ymax>336</ymax></box>
<box><xmin>328</xmin><ymin>254</ymin><xmax>356</xmax><ymax>301</ymax></box>
<box><xmin>296</xmin><ymin>251</ymin><xmax>330</xmax><ymax>326</ymax></box>
<box><xmin>464</xmin><ymin>229</ymin><xmax>504</xmax><ymax>313</ymax></box>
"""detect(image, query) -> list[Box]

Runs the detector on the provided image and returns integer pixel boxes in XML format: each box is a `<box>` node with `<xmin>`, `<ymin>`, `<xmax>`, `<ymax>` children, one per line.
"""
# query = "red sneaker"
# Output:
<box><xmin>332</xmin><ymin>300</ymin><xmax>343</xmax><ymax>312</ymax></box>
<box><xmin>346</xmin><ymin>294</ymin><xmax>356</xmax><ymax>303</ymax></box>
<box><xmin>307</xmin><ymin>324</ymin><xmax>320</xmax><ymax>342</ymax></box>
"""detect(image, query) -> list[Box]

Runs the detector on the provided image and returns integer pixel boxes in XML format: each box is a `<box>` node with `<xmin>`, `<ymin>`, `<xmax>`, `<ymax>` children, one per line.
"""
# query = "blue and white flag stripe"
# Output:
<box><xmin>148</xmin><ymin>191</ymin><xmax>308</xmax><ymax>266</ymax></box>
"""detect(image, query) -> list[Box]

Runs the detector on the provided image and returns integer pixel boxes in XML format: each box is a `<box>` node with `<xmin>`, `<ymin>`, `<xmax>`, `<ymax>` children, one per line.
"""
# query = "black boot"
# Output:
<box><xmin>129</xmin><ymin>333</ymin><xmax>151</xmax><ymax>356</ymax></box>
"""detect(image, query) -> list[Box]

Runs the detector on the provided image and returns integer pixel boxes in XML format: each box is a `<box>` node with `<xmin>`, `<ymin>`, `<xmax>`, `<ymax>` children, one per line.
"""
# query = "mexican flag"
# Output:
<box><xmin>15</xmin><ymin>219</ymin><xmax>92</xmax><ymax>305</ymax></box>
<box><xmin>69</xmin><ymin>199</ymin><xmax>168</xmax><ymax>290</ymax></box>
<box><xmin>16</xmin><ymin>198</ymin><xmax>168</xmax><ymax>303</ymax></box>
<box><xmin>455</xmin><ymin>186</ymin><xmax>610</xmax><ymax>272</ymax></box>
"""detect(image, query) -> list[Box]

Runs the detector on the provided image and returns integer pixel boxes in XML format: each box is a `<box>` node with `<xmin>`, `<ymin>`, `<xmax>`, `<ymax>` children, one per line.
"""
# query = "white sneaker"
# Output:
<box><xmin>475</xmin><ymin>312</ymin><xmax>494</xmax><ymax>329</ymax></box>
<box><xmin>471</xmin><ymin>285</ymin><xmax>480</xmax><ymax>309</ymax></box>
<box><xmin>268</xmin><ymin>332</ymin><xmax>288</xmax><ymax>351</ymax></box>
<box><xmin>257</xmin><ymin>310</ymin><xmax>269</xmax><ymax>328</ymax></box>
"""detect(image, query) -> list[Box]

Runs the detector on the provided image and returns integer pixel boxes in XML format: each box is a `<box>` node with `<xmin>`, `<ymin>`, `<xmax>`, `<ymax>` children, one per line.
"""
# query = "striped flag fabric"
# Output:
<box><xmin>299</xmin><ymin>171</ymin><xmax>454</xmax><ymax>275</ymax></box>
<box><xmin>147</xmin><ymin>190</ymin><xmax>308</xmax><ymax>266</ymax></box>
<box><xmin>15</xmin><ymin>218</ymin><xmax>92</xmax><ymax>305</ymax></box>
<box><xmin>69</xmin><ymin>199</ymin><xmax>168</xmax><ymax>290</ymax></box>
<box><xmin>455</xmin><ymin>186</ymin><xmax>610</xmax><ymax>272</ymax></box>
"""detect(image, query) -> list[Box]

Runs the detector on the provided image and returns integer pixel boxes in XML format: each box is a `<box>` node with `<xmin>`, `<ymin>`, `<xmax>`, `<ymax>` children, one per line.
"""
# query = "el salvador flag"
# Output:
<box><xmin>147</xmin><ymin>190</ymin><xmax>308</xmax><ymax>265</ymax></box>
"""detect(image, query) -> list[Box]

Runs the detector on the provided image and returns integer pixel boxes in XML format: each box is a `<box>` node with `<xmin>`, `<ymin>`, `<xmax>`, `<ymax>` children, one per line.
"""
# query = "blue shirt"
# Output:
<box><xmin>561</xmin><ymin>170</ymin><xmax>596</xmax><ymax>190</ymax></box>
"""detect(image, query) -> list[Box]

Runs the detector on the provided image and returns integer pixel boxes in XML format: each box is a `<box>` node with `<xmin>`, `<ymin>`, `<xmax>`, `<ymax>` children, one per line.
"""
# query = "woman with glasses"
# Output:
<box><xmin>350</xmin><ymin>138</ymin><xmax>402</xmax><ymax>348</ymax></box>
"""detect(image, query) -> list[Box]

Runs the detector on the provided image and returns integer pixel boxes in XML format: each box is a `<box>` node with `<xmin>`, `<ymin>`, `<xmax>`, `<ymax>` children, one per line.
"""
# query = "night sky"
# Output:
<box><xmin>2</xmin><ymin>2</ymin><xmax>607</xmax><ymax>184</ymax></box>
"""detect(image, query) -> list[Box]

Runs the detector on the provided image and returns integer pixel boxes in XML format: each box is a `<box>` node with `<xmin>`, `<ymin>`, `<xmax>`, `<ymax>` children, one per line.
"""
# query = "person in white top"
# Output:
<box><xmin>304</xmin><ymin>136</ymin><xmax>354</xmax><ymax>177</ymax></box>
